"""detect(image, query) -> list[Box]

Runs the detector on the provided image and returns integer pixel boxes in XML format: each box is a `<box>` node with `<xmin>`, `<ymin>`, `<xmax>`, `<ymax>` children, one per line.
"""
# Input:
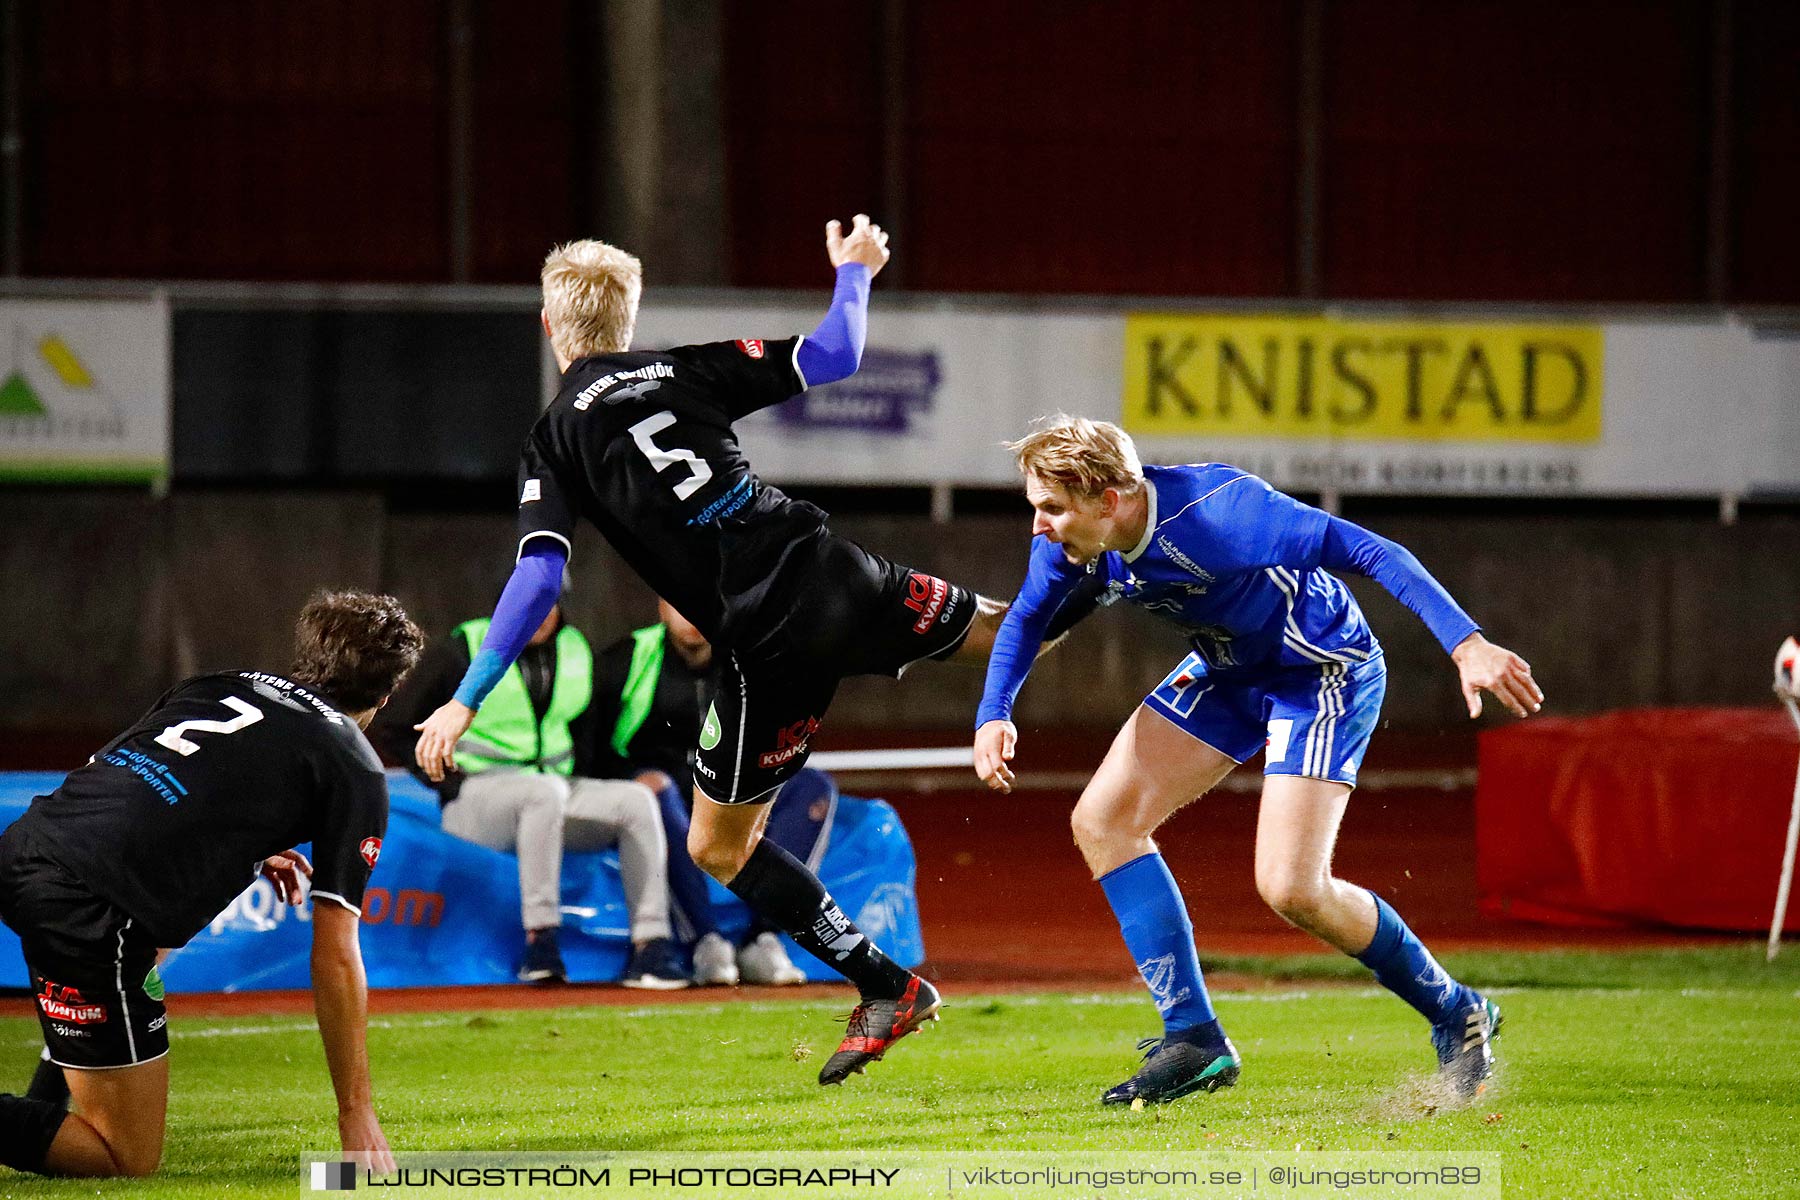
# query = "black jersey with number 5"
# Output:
<box><xmin>517</xmin><ymin>336</ymin><xmax>823</xmax><ymax>647</ymax></box>
<box><xmin>11</xmin><ymin>671</ymin><xmax>389</xmax><ymax>947</ymax></box>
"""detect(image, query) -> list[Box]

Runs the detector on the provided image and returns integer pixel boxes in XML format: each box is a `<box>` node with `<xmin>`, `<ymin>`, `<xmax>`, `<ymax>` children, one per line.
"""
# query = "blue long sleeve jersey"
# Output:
<box><xmin>452</xmin><ymin>264</ymin><xmax>873</xmax><ymax>711</ymax></box>
<box><xmin>976</xmin><ymin>464</ymin><xmax>1481</xmax><ymax>727</ymax></box>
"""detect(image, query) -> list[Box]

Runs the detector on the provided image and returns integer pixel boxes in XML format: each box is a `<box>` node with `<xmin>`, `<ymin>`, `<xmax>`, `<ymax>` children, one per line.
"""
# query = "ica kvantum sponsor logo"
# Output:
<box><xmin>38</xmin><ymin>980</ymin><xmax>107</xmax><ymax>1025</ymax></box>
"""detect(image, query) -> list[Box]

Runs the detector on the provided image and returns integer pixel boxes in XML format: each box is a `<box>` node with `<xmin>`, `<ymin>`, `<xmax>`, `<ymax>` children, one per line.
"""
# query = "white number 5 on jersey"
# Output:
<box><xmin>628</xmin><ymin>410</ymin><xmax>713</xmax><ymax>501</ymax></box>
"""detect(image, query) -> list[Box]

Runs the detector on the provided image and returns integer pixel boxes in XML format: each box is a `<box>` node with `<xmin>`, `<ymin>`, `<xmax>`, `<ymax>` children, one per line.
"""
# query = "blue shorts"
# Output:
<box><xmin>1144</xmin><ymin>652</ymin><xmax>1387</xmax><ymax>786</ymax></box>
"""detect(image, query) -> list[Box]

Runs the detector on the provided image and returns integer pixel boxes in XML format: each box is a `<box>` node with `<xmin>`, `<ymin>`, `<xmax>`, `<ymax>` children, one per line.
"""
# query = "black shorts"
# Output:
<box><xmin>0</xmin><ymin>821</ymin><xmax>169</xmax><ymax>1070</ymax></box>
<box><xmin>695</xmin><ymin>535</ymin><xmax>978</xmax><ymax>804</ymax></box>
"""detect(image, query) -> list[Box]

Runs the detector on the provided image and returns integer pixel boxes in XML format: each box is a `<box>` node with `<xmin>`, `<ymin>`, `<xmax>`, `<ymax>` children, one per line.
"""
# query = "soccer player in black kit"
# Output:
<box><xmin>0</xmin><ymin>591</ymin><xmax>422</xmax><ymax>1177</ymax></box>
<box><xmin>414</xmin><ymin>216</ymin><xmax>1007</xmax><ymax>1085</ymax></box>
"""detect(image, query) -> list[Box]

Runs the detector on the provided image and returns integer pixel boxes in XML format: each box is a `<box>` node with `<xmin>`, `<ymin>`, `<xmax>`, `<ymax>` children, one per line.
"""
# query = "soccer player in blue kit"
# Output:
<box><xmin>973</xmin><ymin>416</ymin><xmax>1543</xmax><ymax>1106</ymax></box>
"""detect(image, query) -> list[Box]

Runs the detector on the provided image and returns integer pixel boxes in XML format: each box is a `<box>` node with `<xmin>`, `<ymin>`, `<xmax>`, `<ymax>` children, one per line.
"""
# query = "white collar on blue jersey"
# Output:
<box><xmin>1120</xmin><ymin>476</ymin><xmax>1158</xmax><ymax>562</ymax></box>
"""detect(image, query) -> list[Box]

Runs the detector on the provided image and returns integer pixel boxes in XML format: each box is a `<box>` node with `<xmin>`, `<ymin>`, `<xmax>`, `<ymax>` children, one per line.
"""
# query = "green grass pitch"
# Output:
<box><xmin>2</xmin><ymin>946</ymin><xmax>1797</xmax><ymax>1198</ymax></box>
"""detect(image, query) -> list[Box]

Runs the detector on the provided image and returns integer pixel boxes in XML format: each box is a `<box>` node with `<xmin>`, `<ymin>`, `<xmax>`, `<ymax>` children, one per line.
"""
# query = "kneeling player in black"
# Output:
<box><xmin>0</xmin><ymin>591</ymin><xmax>422</xmax><ymax>1177</ymax></box>
<box><xmin>414</xmin><ymin>216</ymin><xmax>1001</xmax><ymax>1085</ymax></box>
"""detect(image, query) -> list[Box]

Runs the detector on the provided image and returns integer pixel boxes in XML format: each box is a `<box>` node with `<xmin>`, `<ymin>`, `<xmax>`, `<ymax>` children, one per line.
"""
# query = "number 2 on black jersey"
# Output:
<box><xmin>628</xmin><ymin>410</ymin><xmax>713</xmax><ymax>501</ymax></box>
<box><xmin>154</xmin><ymin>696</ymin><xmax>264</xmax><ymax>756</ymax></box>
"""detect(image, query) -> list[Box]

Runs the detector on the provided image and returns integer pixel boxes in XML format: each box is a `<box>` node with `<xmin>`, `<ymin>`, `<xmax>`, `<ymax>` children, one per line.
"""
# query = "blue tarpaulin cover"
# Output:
<box><xmin>0</xmin><ymin>772</ymin><xmax>922</xmax><ymax>991</ymax></box>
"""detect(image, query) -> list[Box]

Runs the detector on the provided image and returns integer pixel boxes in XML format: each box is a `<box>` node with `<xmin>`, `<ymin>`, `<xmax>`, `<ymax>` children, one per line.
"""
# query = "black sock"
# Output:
<box><xmin>1167</xmin><ymin>1019</ymin><xmax>1229</xmax><ymax>1052</ymax></box>
<box><xmin>26</xmin><ymin>1048</ymin><xmax>68</xmax><ymax>1110</ymax></box>
<box><xmin>0</xmin><ymin>1092</ymin><xmax>68</xmax><ymax>1174</ymax></box>
<box><xmin>727</xmin><ymin>840</ymin><xmax>911</xmax><ymax>999</ymax></box>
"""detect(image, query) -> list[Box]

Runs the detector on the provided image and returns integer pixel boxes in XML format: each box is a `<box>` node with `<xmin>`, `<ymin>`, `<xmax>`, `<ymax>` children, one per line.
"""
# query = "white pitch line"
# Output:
<box><xmin>816</xmin><ymin>763</ymin><xmax>1477</xmax><ymax>794</ymax></box>
<box><xmin>171</xmin><ymin>1015</ymin><xmax>475</xmax><ymax>1040</ymax></box>
<box><xmin>9</xmin><ymin>981</ymin><xmax>1766</xmax><ymax>1052</ymax></box>
<box><xmin>811</xmin><ymin>747</ymin><xmax>975</xmax><ymax>770</ymax></box>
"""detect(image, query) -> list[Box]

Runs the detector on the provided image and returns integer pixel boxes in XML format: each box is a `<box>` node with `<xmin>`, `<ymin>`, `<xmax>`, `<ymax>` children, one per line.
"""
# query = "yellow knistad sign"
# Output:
<box><xmin>1122</xmin><ymin>314</ymin><xmax>1602</xmax><ymax>442</ymax></box>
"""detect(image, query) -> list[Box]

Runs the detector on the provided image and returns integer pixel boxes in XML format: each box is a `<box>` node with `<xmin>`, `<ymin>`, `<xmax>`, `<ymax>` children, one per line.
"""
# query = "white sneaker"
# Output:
<box><xmin>737</xmin><ymin>931</ymin><xmax>808</xmax><ymax>986</ymax></box>
<box><xmin>692</xmin><ymin>931</ymin><xmax>740</xmax><ymax>986</ymax></box>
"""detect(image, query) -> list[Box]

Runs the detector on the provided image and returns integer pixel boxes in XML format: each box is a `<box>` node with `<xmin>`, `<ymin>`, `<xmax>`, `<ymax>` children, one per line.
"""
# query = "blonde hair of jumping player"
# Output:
<box><xmin>540</xmin><ymin>240</ymin><xmax>644</xmax><ymax>363</ymax></box>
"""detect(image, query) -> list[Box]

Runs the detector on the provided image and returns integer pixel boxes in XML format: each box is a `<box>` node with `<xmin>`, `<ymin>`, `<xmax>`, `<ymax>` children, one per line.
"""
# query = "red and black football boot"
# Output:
<box><xmin>817</xmin><ymin>975</ymin><xmax>941</xmax><ymax>1085</ymax></box>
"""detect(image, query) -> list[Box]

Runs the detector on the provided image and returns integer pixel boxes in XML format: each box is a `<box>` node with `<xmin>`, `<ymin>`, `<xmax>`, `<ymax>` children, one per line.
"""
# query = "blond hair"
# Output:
<box><xmin>541</xmin><ymin>239</ymin><xmax>643</xmax><ymax>361</ymax></box>
<box><xmin>1007</xmin><ymin>414</ymin><xmax>1144</xmax><ymax>498</ymax></box>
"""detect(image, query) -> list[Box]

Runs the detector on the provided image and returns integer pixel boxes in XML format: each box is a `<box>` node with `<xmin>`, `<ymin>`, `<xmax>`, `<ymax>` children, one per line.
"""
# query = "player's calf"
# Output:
<box><xmin>54</xmin><ymin>1059</ymin><xmax>169</xmax><ymax>1177</ymax></box>
<box><xmin>0</xmin><ymin>1091</ymin><xmax>161</xmax><ymax>1178</ymax></box>
<box><xmin>1255</xmin><ymin>867</ymin><xmax>1360</xmax><ymax>945</ymax></box>
<box><xmin>1353</xmin><ymin>890</ymin><xmax>1480</xmax><ymax>1027</ymax></box>
<box><xmin>0</xmin><ymin>1092</ymin><xmax>68</xmax><ymax>1175</ymax></box>
<box><xmin>26</xmin><ymin>1048</ymin><xmax>67</xmax><ymax>1110</ymax></box>
<box><xmin>726</xmin><ymin>841</ymin><xmax>912</xmax><ymax>996</ymax></box>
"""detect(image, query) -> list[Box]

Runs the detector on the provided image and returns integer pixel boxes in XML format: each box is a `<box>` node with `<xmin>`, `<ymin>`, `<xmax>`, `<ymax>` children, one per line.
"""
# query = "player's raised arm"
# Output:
<box><xmin>790</xmin><ymin>214</ymin><xmax>891</xmax><ymax>390</ymax></box>
<box><xmin>1194</xmin><ymin>474</ymin><xmax>1542</xmax><ymax>722</ymax></box>
<box><xmin>826</xmin><ymin>212</ymin><xmax>890</xmax><ymax>278</ymax></box>
<box><xmin>413</xmin><ymin>540</ymin><xmax>567</xmax><ymax>781</ymax></box>
<box><xmin>1315</xmin><ymin>514</ymin><xmax>1543</xmax><ymax>719</ymax></box>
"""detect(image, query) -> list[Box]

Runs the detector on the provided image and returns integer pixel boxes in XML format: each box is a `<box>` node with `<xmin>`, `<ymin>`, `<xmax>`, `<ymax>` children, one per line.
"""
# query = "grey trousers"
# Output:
<box><xmin>442</xmin><ymin>771</ymin><xmax>671</xmax><ymax>941</ymax></box>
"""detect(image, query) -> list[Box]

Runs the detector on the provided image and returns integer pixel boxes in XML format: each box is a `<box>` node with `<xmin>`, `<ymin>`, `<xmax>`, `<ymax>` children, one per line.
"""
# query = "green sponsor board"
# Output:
<box><xmin>1</xmin><ymin>299</ymin><xmax>170</xmax><ymax>484</ymax></box>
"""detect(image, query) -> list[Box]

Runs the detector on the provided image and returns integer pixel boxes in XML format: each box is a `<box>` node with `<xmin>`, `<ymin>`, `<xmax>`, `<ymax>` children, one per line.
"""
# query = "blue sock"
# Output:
<box><xmin>1355</xmin><ymin>890</ymin><xmax>1473</xmax><ymax>1027</ymax></box>
<box><xmin>652</xmin><ymin>781</ymin><xmax>720</xmax><ymax>941</ymax></box>
<box><xmin>1098</xmin><ymin>852</ymin><xmax>1223</xmax><ymax>1047</ymax></box>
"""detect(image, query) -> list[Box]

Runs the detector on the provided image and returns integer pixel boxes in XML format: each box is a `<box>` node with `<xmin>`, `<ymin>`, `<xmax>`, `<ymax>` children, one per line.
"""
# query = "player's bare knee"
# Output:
<box><xmin>1068</xmin><ymin>805</ymin><xmax>1111</xmax><ymax>853</ymax></box>
<box><xmin>687</xmin><ymin>825</ymin><xmax>750</xmax><ymax>883</ymax></box>
<box><xmin>635</xmin><ymin>769</ymin><xmax>674</xmax><ymax>794</ymax></box>
<box><xmin>684</xmin><ymin>822</ymin><xmax>717</xmax><ymax>871</ymax></box>
<box><xmin>1071</xmin><ymin>814</ymin><xmax>1151</xmax><ymax>872</ymax></box>
<box><xmin>1071</xmin><ymin>786</ymin><xmax>1155</xmax><ymax>849</ymax></box>
<box><xmin>1256</xmin><ymin>867</ymin><xmax>1328</xmax><ymax>925</ymax></box>
<box><xmin>82</xmin><ymin>1131</ymin><xmax>160</xmax><ymax>1178</ymax></box>
<box><xmin>116</xmin><ymin>1144</ymin><xmax>162</xmax><ymax>1178</ymax></box>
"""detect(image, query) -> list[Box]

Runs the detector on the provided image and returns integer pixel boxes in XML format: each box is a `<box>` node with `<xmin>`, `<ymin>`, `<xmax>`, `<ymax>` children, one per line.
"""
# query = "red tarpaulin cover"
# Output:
<box><xmin>1477</xmin><ymin>707</ymin><xmax>1800</xmax><ymax>932</ymax></box>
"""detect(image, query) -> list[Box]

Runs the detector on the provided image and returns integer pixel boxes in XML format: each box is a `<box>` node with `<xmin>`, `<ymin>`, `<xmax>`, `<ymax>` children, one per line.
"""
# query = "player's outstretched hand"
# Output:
<box><xmin>826</xmin><ymin>213</ymin><xmax>890</xmax><ymax>279</ymax></box>
<box><xmin>339</xmin><ymin>1106</ymin><xmax>394</xmax><ymax>1175</ymax></box>
<box><xmin>260</xmin><ymin>849</ymin><xmax>314</xmax><ymax>905</ymax></box>
<box><xmin>974</xmin><ymin>719</ymin><xmax>1018</xmax><ymax>793</ymax></box>
<box><xmin>414</xmin><ymin>700</ymin><xmax>475</xmax><ymax>783</ymax></box>
<box><xmin>1451</xmin><ymin>633</ymin><xmax>1543</xmax><ymax>719</ymax></box>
